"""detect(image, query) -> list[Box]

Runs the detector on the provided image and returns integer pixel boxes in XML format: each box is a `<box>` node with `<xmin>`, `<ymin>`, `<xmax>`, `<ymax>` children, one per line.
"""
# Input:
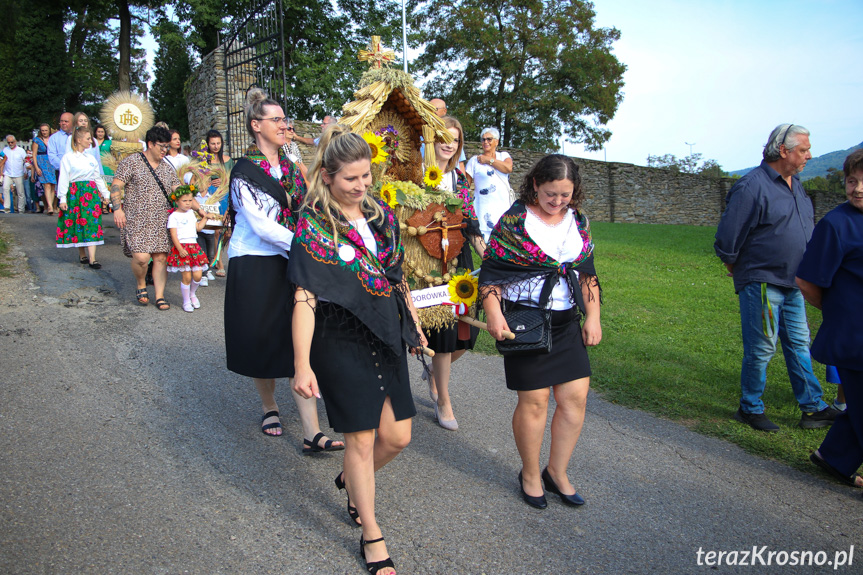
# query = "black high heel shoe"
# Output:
<box><xmin>518</xmin><ymin>471</ymin><xmax>547</xmax><ymax>509</ymax></box>
<box><xmin>335</xmin><ymin>471</ymin><xmax>361</xmax><ymax>527</ymax></box>
<box><xmin>360</xmin><ymin>535</ymin><xmax>395</xmax><ymax>574</ymax></box>
<box><xmin>542</xmin><ymin>467</ymin><xmax>585</xmax><ymax>506</ymax></box>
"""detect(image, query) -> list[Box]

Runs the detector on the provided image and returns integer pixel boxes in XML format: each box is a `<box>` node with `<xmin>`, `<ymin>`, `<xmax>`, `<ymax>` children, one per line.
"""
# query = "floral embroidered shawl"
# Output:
<box><xmin>290</xmin><ymin>198</ymin><xmax>419</xmax><ymax>356</ymax></box>
<box><xmin>228</xmin><ymin>144</ymin><xmax>305</xmax><ymax>231</ymax></box>
<box><xmin>479</xmin><ymin>200</ymin><xmax>598</xmax><ymax>312</ymax></box>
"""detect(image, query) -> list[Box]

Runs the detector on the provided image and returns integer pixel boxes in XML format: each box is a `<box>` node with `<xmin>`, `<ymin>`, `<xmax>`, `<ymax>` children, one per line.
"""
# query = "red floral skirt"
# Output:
<box><xmin>167</xmin><ymin>242</ymin><xmax>209</xmax><ymax>272</ymax></box>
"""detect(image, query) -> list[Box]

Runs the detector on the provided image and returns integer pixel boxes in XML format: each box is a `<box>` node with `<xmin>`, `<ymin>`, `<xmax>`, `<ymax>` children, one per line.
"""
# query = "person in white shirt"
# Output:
<box><xmin>166</xmin><ymin>190</ymin><xmax>209</xmax><ymax>312</ymax></box>
<box><xmin>465</xmin><ymin>126</ymin><xmax>514</xmax><ymax>241</ymax></box>
<box><xmin>65</xmin><ymin>113</ymin><xmax>103</xmax><ymax>173</ymax></box>
<box><xmin>55</xmin><ymin>126</ymin><xmax>111</xmax><ymax>268</ymax></box>
<box><xmin>165</xmin><ymin>130</ymin><xmax>190</xmax><ymax>171</ymax></box>
<box><xmin>47</xmin><ymin>112</ymin><xmax>73</xmax><ymax>173</ymax></box>
<box><xmin>224</xmin><ymin>87</ymin><xmax>341</xmax><ymax>452</ymax></box>
<box><xmin>1</xmin><ymin>135</ymin><xmax>28</xmax><ymax>213</ymax></box>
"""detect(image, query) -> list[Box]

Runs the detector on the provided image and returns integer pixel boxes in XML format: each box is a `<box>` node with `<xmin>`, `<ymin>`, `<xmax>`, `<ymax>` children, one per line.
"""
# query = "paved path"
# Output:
<box><xmin>0</xmin><ymin>214</ymin><xmax>859</xmax><ymax>574</ymax></box>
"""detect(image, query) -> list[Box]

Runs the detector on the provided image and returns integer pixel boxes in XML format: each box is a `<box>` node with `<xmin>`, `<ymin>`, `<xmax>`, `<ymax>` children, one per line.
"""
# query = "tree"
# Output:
<box><xmin>409</xmin><ymin>0</ymin><xmax>626</xmax><ymax>151</ymax></box>
<box><xmin>150</xmin><ymin>19</ymin><xmax>193</xmax><ymax>138</ymax></box>
<box><xmin>647</xmin><ymin>153</ymin><xmax>727</xmax><ymax>177</ymax></box>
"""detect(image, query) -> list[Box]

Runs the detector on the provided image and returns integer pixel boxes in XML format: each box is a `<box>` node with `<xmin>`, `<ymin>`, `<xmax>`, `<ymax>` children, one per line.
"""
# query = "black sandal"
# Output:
<box><xmin>261</xmin><ymin>410</ymin><xmax>282</xmax><ymax>436</ymax></box>
<box><xmin>79</xmin><ymin>256</ymin><xmax>89</xmax><ymax>264</ymax></box>
<box><xmin>811</xmin><ymin>452</ymin><xmax>862</xmax><ymax>487</ymax></box>
<box><xmin>335</xmin><ymin>472</ymin><xmax>361</xmax><ymax>527</ymax></box>
<box><xmin>154</xmin><ymin>298</ymin><xmax>170</xmax><ymax>311</ymax></box>
<box><xmin>303</xmin><ymin>431</ymin><xmax>345</xmax><ymax>455</ymax></box>
<box><xmin>88</xmin><ymin>261</ymin><xmax>102</xmax><ymax>269</ymax></box>
<box><xmin>360</xmin><ymin>536</ymin><xmax>395</xmax><ymax>574</ymax></box>
<box><xmin>135</xmin><ymin>288</ymin><xmax>149</xmax><ymax>305</ymax></box>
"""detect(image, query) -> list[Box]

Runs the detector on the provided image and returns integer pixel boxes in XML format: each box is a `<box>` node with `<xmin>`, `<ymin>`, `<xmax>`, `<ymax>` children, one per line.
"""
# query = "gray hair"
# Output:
<box><xmin>763</xmin><ymin>124</ymin><xmax>810</xmax><ymax>162</ymax></box>
<box><xmin>286</xmin><ymin>117</ymin><xmax>294</xmax><ymax>128</ymax></box>
<box><xmin>481</xmin><ymin>127</ymin><xmax>500</xmax><ymax>140</ymax></box>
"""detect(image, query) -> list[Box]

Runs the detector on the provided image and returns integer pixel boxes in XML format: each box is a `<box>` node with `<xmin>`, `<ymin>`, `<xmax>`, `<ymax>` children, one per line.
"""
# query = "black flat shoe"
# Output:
<box><xmin>360</xmin><ymin>536</ymin><xmax>395</xmax><ymax>574</ymax></box>
<box><xmin>518</xmin><ymin>471</ymin><xmax>547</xmax><ymax>509</ymax></box>
<box><xmin>542</xmin><ymin>467</ymin><xmax>585</xmax><ymax>506</ymax></box>
<box><xmin>335</xmin><ymin>472</ymin><xmax>361</xmax><ymax>527</ymax></box>
<box><xmin>88</xmin><ymin>261</ymin><xmax>102</xmax><ymax>269</ymax></box>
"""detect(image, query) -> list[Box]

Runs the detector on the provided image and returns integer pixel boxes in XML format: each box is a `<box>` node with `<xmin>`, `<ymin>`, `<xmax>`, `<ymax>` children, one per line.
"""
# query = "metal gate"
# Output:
<box><xmin>223</xmin><ymin>0</ymin><xmax>287</xmax><ymax>158</ymax></box>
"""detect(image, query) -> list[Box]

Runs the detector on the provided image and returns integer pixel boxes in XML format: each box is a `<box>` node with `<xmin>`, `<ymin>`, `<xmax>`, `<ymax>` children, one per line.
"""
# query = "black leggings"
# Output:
<box><xmin>197</xmin><ymin>232</ymin><xmax>216</xmax><ymax>262</ymax></box>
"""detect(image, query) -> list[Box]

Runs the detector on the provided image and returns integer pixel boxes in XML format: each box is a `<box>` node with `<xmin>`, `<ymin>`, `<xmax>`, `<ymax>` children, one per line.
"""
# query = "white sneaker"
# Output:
<box><xmin>206</xmin><ymin>270</ymin><xmax>215</xmax><ymax>280</ymax></box>
<box><xmin>183</xmin><ymin>302</ymin><xmax>194</xmax><ymax>313</ymax></box>
<box><xmin>190</xmin><ymin>294</ymin><xmax>200</xmax><ymax>309</ymax></box>
<box><xmin>199</xmin><ymin>276</ymin><xmax>209</xmax><ymax>287</ymax></box>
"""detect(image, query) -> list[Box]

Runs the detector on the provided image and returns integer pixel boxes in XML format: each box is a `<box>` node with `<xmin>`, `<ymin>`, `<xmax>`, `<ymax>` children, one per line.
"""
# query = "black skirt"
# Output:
<box><xmin>224</xmin><ymin>254</ymin><xmax>294</xmax><ymax>379</ymax></box>
<box><xmin>311</xmin><ymin>312</ymin><xmax>416</xmax><ymax>433</ymax></box>
<box><xmin>503</xmin><ymin>308</ymin><xmax>591</xmax><ymax>391</ymax></box>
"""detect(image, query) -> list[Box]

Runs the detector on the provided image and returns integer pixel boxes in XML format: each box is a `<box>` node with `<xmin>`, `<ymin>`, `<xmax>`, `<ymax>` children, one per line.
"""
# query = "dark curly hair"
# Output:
<box><xmin>517</xmin><ymin>154</ymin><xmax>584</xmax><ymax>210</ymax></box>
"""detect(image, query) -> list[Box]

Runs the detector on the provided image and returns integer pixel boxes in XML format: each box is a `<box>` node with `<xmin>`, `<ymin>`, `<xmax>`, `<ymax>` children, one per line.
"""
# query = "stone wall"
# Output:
<box><xmin>185</xmin><ymin>47</ymin><xmax>227</xmax><ymax>152</ymax></box>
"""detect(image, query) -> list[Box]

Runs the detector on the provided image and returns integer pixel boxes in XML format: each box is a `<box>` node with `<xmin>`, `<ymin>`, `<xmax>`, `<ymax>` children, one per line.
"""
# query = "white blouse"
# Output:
<box><xmin>227</xmin><ymin>163</ymin><xmax>294</xmax><ymax>259</ymax></box>
<box><xmin>502</xmin><ymin>208</ymin><xmax>585</xmax><ymax>310</ymax></box>
<box><xmin>57</xmin><ymin>150</ymin><xmax>110</xmax><ymax>203</ymax></box>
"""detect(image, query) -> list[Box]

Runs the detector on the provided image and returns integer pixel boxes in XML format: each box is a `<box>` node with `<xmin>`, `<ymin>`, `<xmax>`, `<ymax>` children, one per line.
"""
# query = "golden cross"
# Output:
<box><xmin>358</xmin><ymin>35</ymin><xmax>395</xmax><ymax>69</ymax></box>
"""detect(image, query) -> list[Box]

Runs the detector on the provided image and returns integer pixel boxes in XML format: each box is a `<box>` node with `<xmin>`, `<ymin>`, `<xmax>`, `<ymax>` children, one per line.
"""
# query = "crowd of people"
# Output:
<box><xmin>7</xmin><ymin>101</ymin><xmax>861</xmax><ymax>574</ymax></box>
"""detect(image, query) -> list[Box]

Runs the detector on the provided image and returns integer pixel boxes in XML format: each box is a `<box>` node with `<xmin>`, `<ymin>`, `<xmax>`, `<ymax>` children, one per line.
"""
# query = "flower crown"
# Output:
<box><xmin>168</xmin><ymin>183</ymin><xmax>197</xmax><ymax>205</ymax></box>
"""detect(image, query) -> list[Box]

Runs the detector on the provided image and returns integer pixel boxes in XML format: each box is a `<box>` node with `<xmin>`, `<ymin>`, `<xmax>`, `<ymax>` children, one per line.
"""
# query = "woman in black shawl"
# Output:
<box><xmin>291</xmin><ymin>125</ymin><xmax>426</xmax><ymax>575</ymax></box>
<box><xmin>480</xmin><ymin>154</ymin><xmax>602</xmax><ymax>510</ymax></box>
<box><xmin>224</xmin><ymin>88</ymin><xmax>343</xmax><ymax>453</ymax></box>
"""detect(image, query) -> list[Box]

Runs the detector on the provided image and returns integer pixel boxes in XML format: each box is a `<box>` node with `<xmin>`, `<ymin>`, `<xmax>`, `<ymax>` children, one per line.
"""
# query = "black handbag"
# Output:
<box><xmin>495</xmin><ymin>276</ymin><xmax>554</xmax><ymax>357</ymax></box>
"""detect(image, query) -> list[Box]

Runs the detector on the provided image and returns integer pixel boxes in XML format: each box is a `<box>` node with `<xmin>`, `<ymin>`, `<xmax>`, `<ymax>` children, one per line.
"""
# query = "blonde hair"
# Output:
<box><xmin>72</xmin><ymin>125</ymin><xmax>91</xmax><ymax>151</ymax></box>
<box><xmin>244</xmin><ymin>88</ymin><xmax>280</xmax><ymax>140</ymax></box>
<box><xmin>303</xmin><ymin>124</ymin><xmax>382</xmax><ymax>243</ymax></box>
<box><xmin>72</xmin><ymin>112</ymin><xmax>91</xmax><ymax>131</ymax></box>
<box><xmin>438</xmin><ymin>116</ymin><xmax>464</xmax><ymax>174</ymax></box>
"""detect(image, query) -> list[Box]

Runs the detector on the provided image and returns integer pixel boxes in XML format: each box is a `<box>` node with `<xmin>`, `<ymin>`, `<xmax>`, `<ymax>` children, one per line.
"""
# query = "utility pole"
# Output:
<box><xmin>685</xmin><ymin>142</ymin><xmax>696</xmax><ymax>156</ymax></box>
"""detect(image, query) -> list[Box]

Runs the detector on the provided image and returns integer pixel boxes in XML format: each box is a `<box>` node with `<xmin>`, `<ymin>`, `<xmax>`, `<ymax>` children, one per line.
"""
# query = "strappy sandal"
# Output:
<box><xmin>360</xmin><ymin>536</ymin><xmax>395</xmax><ymax>574</ymax></box>
<box><xmin>135</xmin><ymin>288</ymin><xmax>149</xmax><ymax>305</ymax></box>
<box><xmin>154</xmin><ymin>298</ymin><xmax>170</xmax><ymax>311</ymax></box>
<box><xmin>302</xmin><ymin>431</ymin><xmax>345</xmax><ymax>455</ymax></box>
<box><xmin>335</xmin><ymin>472</ymin><xmax>361</xmax><ymax>527</ymax></box>
<box><xmin>261</xmin><ymin>410</ymin><xmax>282</xmax><ymax>436</ymax></box>
<box><xmin>79</xmin><ymin>256</ymin><xmax>89</xmax><ymax>264</ymax></box>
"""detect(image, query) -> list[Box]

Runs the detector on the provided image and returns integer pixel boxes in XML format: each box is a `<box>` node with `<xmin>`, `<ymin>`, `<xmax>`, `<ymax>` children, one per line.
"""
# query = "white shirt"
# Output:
<box><xmin>228</xmin><ymin>163</ymin><xmax>294</xmax><ymax>259</ymax></box>
<box><xmin>165</xmin><ymin>153</ymin><xmax>190</xmax><ymax>170</ymax></box>
<box><xmin>465</xmin><ymin>151</ymin><xmax>512</xmax><ymax>240</ymax></box>
<box><xmin>167</xmin><ymin>209</ymin><xmax>200</xmax><ymax>243</ymax></box>
<box><xmin>57</xmin><ymin>150</ymin><xmax>110</xmax><ymax>203</ymax></box>
<box><xmin>502</xmin><ymin>208</ymin><xmax>584</xmax><ymax>311</ymax></box>
<box><xmin>65</xmin><ymin>136</ymin><xmax>103</xmax><ymax>172</ymax></box>
<box><xmin>349</xmin><ymin>218</ymin><xmax>378</xmax><ymax>257</ymax></box>
<box><xmin>2</xmin><ymin>146</ymin><xmax>27</xmax><ymax>177</ymax></box>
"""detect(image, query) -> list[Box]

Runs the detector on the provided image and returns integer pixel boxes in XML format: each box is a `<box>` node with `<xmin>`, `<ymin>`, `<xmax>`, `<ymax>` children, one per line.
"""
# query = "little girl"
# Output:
<box><xmin>166</xmin><ymin>187</ymin><xmax>210</xmax><ymax>312</ymax></box>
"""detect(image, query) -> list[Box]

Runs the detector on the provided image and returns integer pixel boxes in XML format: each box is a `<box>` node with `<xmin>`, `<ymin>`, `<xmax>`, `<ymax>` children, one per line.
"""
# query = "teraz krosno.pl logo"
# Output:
<box><xmin>696</xmin><ymin>546</ymin><xmax>854</xmax><ymax>569</ymax></box>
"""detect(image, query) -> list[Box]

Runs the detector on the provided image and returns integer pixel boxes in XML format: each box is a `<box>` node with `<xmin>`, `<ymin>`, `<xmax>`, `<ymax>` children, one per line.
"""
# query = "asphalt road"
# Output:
<box><xmin>0</xmin><ymin>213</ymin><xmax>860</xmax><ymax>575</ymax></box>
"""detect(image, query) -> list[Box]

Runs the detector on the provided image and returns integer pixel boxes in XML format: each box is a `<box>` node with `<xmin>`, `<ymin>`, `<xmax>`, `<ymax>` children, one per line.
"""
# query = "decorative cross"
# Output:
<box><xmin>358</xmin><ymin>35</ymin><xmax>395</xmax><ymax>69</ymax></box>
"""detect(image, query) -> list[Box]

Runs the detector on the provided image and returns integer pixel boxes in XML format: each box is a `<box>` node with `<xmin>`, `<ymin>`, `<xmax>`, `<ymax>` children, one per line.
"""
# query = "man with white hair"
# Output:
<box><xmin>715</xmin><ymin>124</ymin><xmax>838</xmax><ymax>432</ymax></box>
<box><xmin>294</xmin><ymin>115</ymin><xmax>337</xmax><ymax>147</ymax></box>
<box><xmin>1</xmin><ymin>135</ymin><xmax>27</xmax><ymax>213</ymax></box>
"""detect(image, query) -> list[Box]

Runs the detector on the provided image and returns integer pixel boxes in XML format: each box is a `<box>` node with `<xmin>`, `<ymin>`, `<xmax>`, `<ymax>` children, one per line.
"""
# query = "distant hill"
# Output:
<box><xmin>728</xmin><ymin>141</ymin><xmax>863</xmax><ymax>180</ymax></box>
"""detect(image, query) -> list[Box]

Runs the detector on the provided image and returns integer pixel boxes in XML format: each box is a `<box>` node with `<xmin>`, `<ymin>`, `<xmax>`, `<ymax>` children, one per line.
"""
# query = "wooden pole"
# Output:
<box><xmin>458</xmin><ymin>315</ymin><xmax>516</xmax><ymax>340</ymax></box>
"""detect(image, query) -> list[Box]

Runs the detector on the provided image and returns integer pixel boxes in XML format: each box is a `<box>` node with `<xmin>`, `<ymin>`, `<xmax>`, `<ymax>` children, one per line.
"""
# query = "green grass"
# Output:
<box><xmin>0</xmin><ymin>228</ymin><xmax>12</xmax><ymax>277</ymax></box>
<box><xmin>472</xmin><ymin>222</ymin><xmax>840</xmax><ymax>474</ymax></box>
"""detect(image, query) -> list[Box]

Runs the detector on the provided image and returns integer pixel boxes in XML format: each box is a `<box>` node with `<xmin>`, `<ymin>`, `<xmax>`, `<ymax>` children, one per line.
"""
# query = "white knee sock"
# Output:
<box><xmin>190</xmin><ymin>279</ymin><xmax>200</xmax><ymax>297</ymax></box>
<box><xmin>180</xmin><ymin>282</ymin><xmax>191</xmax><ymax>306</ymax></box>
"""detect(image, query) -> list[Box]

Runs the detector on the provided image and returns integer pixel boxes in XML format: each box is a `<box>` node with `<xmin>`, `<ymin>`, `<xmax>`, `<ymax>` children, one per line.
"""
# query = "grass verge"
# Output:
<box><xmin>472</xmin><ymin>222</ymin><xmax>839</xmax><ymax>475</ymax></box>
<box><xmin>0</xmin><ymin>227</ymin><xmax>13</xmax><ymax>277</ymax></box>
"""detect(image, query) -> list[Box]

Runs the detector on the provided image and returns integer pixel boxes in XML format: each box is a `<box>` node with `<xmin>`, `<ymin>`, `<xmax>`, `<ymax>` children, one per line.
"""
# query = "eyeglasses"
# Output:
<box><xmin>285</xmin><ymin>126</ymin><xmax>295</xmax><ymax>132</ymax></box>
<box><xmin>481</xmin><ymin>137</ymin><xmax>495</xmax><ymax>142</ymax></box>
<box><xmin>155</xmin><ymin>143</ymin><xmax>170</xmax><ymax>151</ymax></box>
<box><xmin>257</xmin><ymin>117</ymin><xmax>288</xmax><ymax>126</ymax></box>
<box><xmin>6</xmin><ymin>140</ymin><xmax>14</xmax><ymax>144</ymax></box>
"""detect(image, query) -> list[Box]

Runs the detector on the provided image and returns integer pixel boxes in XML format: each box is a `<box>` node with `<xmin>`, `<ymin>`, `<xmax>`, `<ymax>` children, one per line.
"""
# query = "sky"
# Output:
<box><xmin>559</xmin><ymin>0</ymin><xmax>863</xmax><ymax>171</ymax></box>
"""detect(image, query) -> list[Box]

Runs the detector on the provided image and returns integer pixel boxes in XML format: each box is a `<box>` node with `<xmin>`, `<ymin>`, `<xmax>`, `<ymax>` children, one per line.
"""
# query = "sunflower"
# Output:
<box><xmin>363</xmin><ymin>132</ymin><xmax>389</xmax><ymax>165</ymax></box>
<box><xmin>424</xmin><ymin>165</ymin><xmax>444</xmax><ymax>188</ymax></box>
<box><xmin>380</xmin><ymin>183</ymin><xmax>398</xmax><ymax>208</ymax></box>
<box><xmin>448</xmin><ymin>271</ymin><xmax>478</xmax><ymax>307</ymax></box>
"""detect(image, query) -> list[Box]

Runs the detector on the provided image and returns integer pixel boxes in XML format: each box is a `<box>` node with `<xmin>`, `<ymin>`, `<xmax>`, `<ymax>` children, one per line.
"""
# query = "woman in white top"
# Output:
<box><xmin>465</xmin><ymin>126</ymin><xmax>513</xmax><ymax>241</ymax></box>
<box><xmin>56</xmin><ymin>126</ymin><xmax>111</xmax><ymax>268</ymax></box>
<box><xmin>480</xmin><ymin>154</ymin><xmax>601</xmax><ymax>510</ymax></box>
<box><xmin>65</xmin><ymin>113</ymin><xmax>103</xmax><ymax>173</ymax></box>
<box><xmin>281</xmin><ymin>118</ymin><xmax>308</xmax><ymax>181</ymax></box>
<box><xmin>224</xmin><ymin>88</ymin><xmax>342</xmax><ymax>453</ymax></box>
<box><xmin>165</xmin><ymin>130</ymin><xmax>190</xmax><ymax>171</ymax></box>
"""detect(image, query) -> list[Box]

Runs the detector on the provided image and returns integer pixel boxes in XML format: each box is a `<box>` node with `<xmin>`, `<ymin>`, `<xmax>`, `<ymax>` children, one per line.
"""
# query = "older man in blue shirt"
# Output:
<box><xmin>715</xmin><ymin>124</ymin><xmax>838</xmax><ymax>432</ymax></box>
<box><xmin>47</xmin><ymin>112</ymin><xmax>73</xmax><ymax>173</ymax></box>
